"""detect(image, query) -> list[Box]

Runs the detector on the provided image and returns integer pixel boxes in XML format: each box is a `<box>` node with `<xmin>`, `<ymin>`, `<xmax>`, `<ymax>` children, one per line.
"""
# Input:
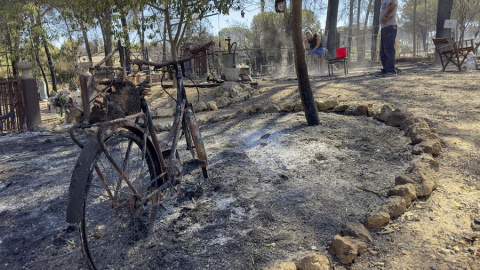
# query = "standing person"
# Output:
<box><xmin>305</xmin><ymin>31</ymin><xmax>325</xmax><ymax>70</ymax></box>
<box><xmin>379</xmin><ymin>0</ymin><xmax>398</xmax><ymax>76</ymax></box>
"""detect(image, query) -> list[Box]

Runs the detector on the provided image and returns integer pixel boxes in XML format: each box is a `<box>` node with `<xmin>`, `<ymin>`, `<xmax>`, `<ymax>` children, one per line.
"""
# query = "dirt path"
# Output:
<box><xmin>0</xmin><ymin>63</ymin><xmax>479</xmax><ymax>269</ymax></box>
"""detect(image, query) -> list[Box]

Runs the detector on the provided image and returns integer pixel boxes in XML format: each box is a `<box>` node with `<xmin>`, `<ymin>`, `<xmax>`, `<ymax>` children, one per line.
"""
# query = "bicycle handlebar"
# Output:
<box><xmin>130</xmin><ymin>40</ymin><xmax>215</xmax><ymax>68</ymax></box>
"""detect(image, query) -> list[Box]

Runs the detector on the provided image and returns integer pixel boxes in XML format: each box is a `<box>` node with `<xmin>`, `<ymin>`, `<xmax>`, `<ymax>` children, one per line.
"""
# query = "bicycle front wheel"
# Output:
<box><xmin>79</xmin><ymin>131</ymin><xmax>160</xmax><ymax>270</ymax></box>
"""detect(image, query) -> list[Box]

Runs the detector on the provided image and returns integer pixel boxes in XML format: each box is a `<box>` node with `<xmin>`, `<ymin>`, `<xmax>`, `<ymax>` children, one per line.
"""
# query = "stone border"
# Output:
<box><xmin>197</xmin><ymin>96</ymin><xmax>442</xmax><ymax>268</ymax></box>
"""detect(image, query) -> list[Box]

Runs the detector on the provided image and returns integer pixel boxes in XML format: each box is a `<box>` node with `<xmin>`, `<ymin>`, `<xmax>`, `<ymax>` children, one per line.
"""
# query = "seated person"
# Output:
<box><xmin>305</xmin><ymin>31</ymin><xmax>325</xmax><ymax>69</ymax></box>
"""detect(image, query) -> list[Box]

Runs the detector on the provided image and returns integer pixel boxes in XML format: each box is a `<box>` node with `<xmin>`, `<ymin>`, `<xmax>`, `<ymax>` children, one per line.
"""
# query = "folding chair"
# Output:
<box><xmin>327</xmin><ymin>47</ymin><xmax>348</xmax><ymax>76</ymax></box>
<box><xmin>433</xmin><ymin>38</ymin><xmax>475</xmax><ymax>71</ymax></box>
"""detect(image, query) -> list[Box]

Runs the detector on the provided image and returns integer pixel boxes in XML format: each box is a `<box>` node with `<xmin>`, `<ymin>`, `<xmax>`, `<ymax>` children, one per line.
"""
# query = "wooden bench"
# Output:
<box><xmin>433</xmin><ymin>38</ymin><xmax>475</xmax><ymax>71</ymax></box>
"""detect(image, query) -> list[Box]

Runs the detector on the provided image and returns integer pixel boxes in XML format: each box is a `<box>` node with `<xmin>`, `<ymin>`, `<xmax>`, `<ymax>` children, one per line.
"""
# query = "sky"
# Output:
<box><xmin>208</xmin><ymin>0</ymin><xmax>407</xmax><ymax>36</ymax></box>
<box><xmin>208</xmin><ymin>4</ymin><xmax>261</xmax><ymax>35</ymax></box>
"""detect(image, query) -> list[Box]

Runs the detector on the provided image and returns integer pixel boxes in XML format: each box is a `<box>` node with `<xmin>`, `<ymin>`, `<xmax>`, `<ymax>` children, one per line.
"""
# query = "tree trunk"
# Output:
<box><xmin>284</xmin><ymin>1</ymin><xmax>294</xmax><ymax>72</ymax></box>
<box><xmin>326</xmin><ymin>0</ymin><xmax>340</xmax><ymax>58</ymax></box>
<box><xmin>80</xmin><ymin>21</ymin><xmax>93</xmax><ymax>64</ymax></box>
<box><xmin>43</xmin><ymin>41</ymin><xmax>57</xmax><ymax>93</ymax></box>
<box><xmin>291</xmin><ymin>0</ymin><xmax>319</xmax><ymax>126</ymax></box>
<box><xmin>357</xmin><ymin>0</ymin><xmax>364</xmax><ymax>61</ymax></box>
<box><xmin>413</xmin><ymin>0</ymin><xmax>417</xmax><ymax>57</ymax></box>
<box><xmin>102</xmin><ymin>5</ymin><xmax>113</xmax><ymax>67</ymax></box>
<box><xmin>36</xmin><ymin>11</ymin><xmax>57</xmax><ymax>92</ymax></box>
<box><xmin>35</xmin><ymin>50</ymin><xmax>49</xmax><ymax>96</ymax></box>
<box><xmin>435</xmin><ymin>0</ymin><xmax>453</xmax><ymax>65</ymax></box>
<box><xmin>120</xmin><ymin>12</ymin><xmax>131</xmax><ymax>50</ymax></box>
<box><xmin>140</xmin><ymin>9</ymin><xmax>146</xmax><ymax>52</ymax></box>
<box><xmin>435</xmin><ymin>0</ymin><xmax>453</xmax><ymax>39</ymax></box>
<box><xmin>162</xmin><ymin>20</ymin><xmax>168</xmax><ymax>62</ymax></box>
<box><xmin>364</xmin><ymin>0</ymin><xmax>373</xmax><ymax>61</ymax></box>
<box><xmin>348</xmin><ymin>0</ymin><xmax>354</xmax><ymax>60</ymax></box>
<box><xmin>371</xmin><ymin>0</ymin><xmax>381</xmax><ymax>62</ymax></box>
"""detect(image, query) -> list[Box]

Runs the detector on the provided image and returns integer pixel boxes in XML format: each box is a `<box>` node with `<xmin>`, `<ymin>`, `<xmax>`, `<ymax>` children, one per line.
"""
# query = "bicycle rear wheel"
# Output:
<box><xmin>184</xmin><ymin>105</ymin><xmax>208</xmax><ymax>178</ymax></box>
<box><xmin>79</xmin><ymin>130</ymin><xmax>160</xmax><ymax>270</ymax></box>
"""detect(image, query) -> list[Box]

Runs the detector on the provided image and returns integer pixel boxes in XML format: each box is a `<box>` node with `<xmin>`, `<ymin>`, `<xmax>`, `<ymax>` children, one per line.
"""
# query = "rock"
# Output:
<box><xmin>405</xmin><ymin>124</ymin><xmax>439</xmax><ymax>144</ymax></box>
<box><xmin>263</xmin><ymin>261</ymin><xmax>297</xmax><ymax>270</ymax></box>
<box><xmin>214</xmin><ymin>82</ymin><xmax>234</xmax><ymax>97</ymax></box>
<box><xmin>399</xmin><ymin>116</ymin><xmax>427</xmax><ymax>131</ymax></box>
<box><xmin>293</xmin><ymin>102</ymin><xmax>304</xmax><ymax>112</ymax></box>
<box><xmin>329</xmin><ymin>235</ymin><xmax>367</xmax><ymax>264</ymax></box>
<box><xmin>244</xmin><ymin>105</ymin><xmax>266</xmax><ymax>114</ymax></box>
<box><xmin>380</xmin><ymin>196</ymin><xmax>407</xmax><ymax>218</ymax></box>
<box><xmin>394</xmin><ymin>158</ymin><xmax>439</xmax><ymax>197</ymax></box>
<box><xmin>385</xmin><ymin>109</ymin><xmax>407</xmax><ymax>127</ymax></box>
<box><xmin>206</xmin><ymin>101</ymin><xmax>218</xmax><ymax>111</ymax></box>
<box><xmin>215</xmin><ymin>96</ymin><xmax>231</xmax><ymax>108</ymax></box>
<box><xmin>412</xmin><ymin>139</ymin><xmax>442</xmax><ymax>155</ymax></box>
<box><xmin>344</xmin><ymin>103</ymin><xmax>373</xmax><ymax>116</ymax></box>
<box><xmin>264</xmin><ymin>104</ymin><xmax>280</xmax><ymax>113</ymax></box>
<box><xmin>342</xmin><ymin>222</ymin><xmax>373</xmax><ymax>243</ymax></box>
<box><xmin>364</xmin><ymin>211</ymin><xmax>390</xmax><ymax>229</ymax></box>
<box><xmin>280</xmin><ymin>104</ymin><xmax>296</xmax><ymax>112</ymax></box>
<box><xmin>333</xmin><ymin>104</ymin><xmax>349</xmax><ymax>112</ymax></box>
<box><xmin>230</xmin><ymin>84</ymin><xmax>247</xmax><ymax>98</ymax></box>
<box><xmin>387</xmin><ymin>184</ymin><xmax>417</xmax><ymax>207</ymax></box>
<box><xmin>230</xmin><ymin>95</ymin><xmax>249</xmax><ymax>104</ymax></box>
<box><xmin>373</xmin><ymin>104</ymin><xmax>395</xmax><ymax>122</ymax></box>
<box><xmin>155</xmin><ymin>107</ymin><xmax>174</xmax><ymax>118</ymax></box>
<box><xmin>296</xmin><ymin>253</ymin><xmax>330</xmax><ymax>270</ymax></box>
<box><xmin>194</xmin><ymin>101</ymin><xmax>207</xmax><ymax>112</ymax></box>
<box><xmin>316</xmin><ymin>96</ymin><xmax>339</xmax><ymax>111</ymax></box>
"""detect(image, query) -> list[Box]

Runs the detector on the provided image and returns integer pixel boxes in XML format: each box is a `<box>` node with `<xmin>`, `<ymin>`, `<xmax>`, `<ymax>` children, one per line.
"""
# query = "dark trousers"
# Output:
<box><xmin>380</xmin><ymin>25</ymin><xmax>397</xmax><ymax>73</ymax></box>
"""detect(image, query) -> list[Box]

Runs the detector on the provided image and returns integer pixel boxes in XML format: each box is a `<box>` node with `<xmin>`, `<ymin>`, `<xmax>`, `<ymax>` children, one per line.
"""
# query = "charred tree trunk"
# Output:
<box><xmin>326</xmin><ymin>0</ymin><xmax>340</xmax><ymax>58</ymax></box>
<box><xmin>371</xmin><ymin>0</ymin><xmax>381</xmax><ymax>62</ymax></box>
<box><xmin>435</xmin><ymin>0</ymin><xmax>453</xmax><ymax>65</ymax></box>
<box><xmin>291</xmin><ymin>0</ymin><xmax>319</xmax><ymax>126</ymax></box>
<box><xmin>435</xmin><ymin>0</ymin><xmax>453</xmax><ymax>39</ymax></box>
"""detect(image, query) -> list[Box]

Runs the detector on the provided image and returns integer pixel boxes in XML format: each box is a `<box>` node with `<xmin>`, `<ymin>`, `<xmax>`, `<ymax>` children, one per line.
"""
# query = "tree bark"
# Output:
<box><xmin>326</xmin><ymin>0</ymin><xmax>340</xmax><ymax>58</ymax></box>
<box><xmin>435</xmin><ymin>0</ymin><xmax>453</xmax><ymax>65</ymax></box>
<box><xmin>35</xmin><ymin>12</ymin><xmax>57</xmax><ymax>93</ymax></box>
<box><xmin>80</xmin><ymin>20</ymin><xmax>93</xmax><ymax>64</ymax></box>
<box><xmin>43</xmin><ymin>41</ymin><xmax>57</xmax><ymax>93</ymax></box>
<box><xmin>435</xmin><ymin>0</ymin><xmax>453</xmax><ymax>39</ymax></box>
<box><xmin>371</xmin><ymin>0</ymin><xmax>381</xmax><ymax>62</ymax></box>
<box><xmin>284</xmin><ymin>1</ymin><xmax>293</xmax><ymax>71</ymax></box>
<box><xmin>291</xmin><ymin>0</ymin><xmax>319</xmax><ymax>126</ymax></box>
<box><xmin>413</xmin><ymin>0</ymin><xmax>417</xmax><ymax>57</ymax></box>
<box><xmin>364</xmin><ymin>0</ymin><xmax>373</xmax><ymax>61</ymax></box>
<box><xmin>357</xmin><ymin>0</ymin><xmax>364</xmax><ymax>61</ymax></box>
<box><xmin>101</xmin><ymin>5</ymin><xmax>113</xmax><ymax>67</ymax></box>
<box><xmin>348</xmin><ymin>0</ymin><xmax>354</xmax><ymax>60</ymax></box>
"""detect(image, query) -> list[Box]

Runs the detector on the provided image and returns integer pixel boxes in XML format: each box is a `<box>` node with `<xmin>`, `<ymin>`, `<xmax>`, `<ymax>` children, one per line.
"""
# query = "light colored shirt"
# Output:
<box><xmin>380</xmin><ymin>0</ymin><xmax>397</xmax><ymax>28</ymax></box>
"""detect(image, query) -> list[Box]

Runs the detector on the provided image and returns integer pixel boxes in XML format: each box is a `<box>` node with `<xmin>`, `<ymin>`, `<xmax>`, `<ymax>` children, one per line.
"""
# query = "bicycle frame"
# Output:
<box><xmin>66</xmin><ymin>41</ymin><xmax>213</xmax><ymax>223</ymax></box>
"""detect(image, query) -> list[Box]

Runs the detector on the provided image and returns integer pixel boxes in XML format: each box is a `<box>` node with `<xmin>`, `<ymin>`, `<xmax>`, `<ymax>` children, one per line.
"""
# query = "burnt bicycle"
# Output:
<box><xmin>66</xmin><ymin>41</ymin><xmax>213</xmax><ymax>270</ymax></box>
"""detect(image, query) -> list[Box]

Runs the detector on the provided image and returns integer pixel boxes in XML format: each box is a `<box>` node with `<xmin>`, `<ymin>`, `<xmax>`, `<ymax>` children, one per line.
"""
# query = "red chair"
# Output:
<box><xmin>327</xmin><ymin>47</ymin><xmax>348</xmax><ymax>76</ymax></box>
